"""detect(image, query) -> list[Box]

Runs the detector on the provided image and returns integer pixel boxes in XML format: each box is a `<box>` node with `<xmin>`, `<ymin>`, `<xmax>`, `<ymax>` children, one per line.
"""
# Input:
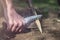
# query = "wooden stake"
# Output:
<box><xmin>27</xmin><ymin>0</ymin><xmax>42</xmax><ymax>33</ymax></box>
<box><xmin>34</xmin><ymin>10</ymin><xmax>42</xmax><ymax>33</ymax></box>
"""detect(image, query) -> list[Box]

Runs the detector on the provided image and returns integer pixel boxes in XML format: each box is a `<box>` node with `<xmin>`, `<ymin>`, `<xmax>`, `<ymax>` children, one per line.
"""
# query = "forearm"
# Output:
<box><xmin>1</xmin><ymin>0</ymin><xmax>13</xmax><ymax>12</ymax></box>
<box><xmin>0</xmin><ymin>0</ymin><xmax>14</xmax><ymax>20</ymax></box>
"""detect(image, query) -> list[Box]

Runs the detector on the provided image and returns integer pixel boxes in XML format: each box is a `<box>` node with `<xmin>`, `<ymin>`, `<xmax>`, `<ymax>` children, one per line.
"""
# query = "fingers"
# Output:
<box><xmin>15</xmin><ymin>21</ymin><xmax>23</xmax><ymax>32</ymax></box>
<box><xmin>6</xmin><ymin>19</ymin><xmax>24</xmax><ymax>32</ymax></box>
<box><xmin>19</xmin><ymin>27</ymin><xmax>23</xmax><ymax>32</ymax></box>
<box><xmin>7</xmin><ymin>21</ymin><xmax>23</xmax><ymax>32</ymax></box>
<box><xmin>7</xmin><ymin>20</ymin><xmax>18</xmax><ymax>32</ymax></box>
<box><xmin>11</xmin><ymin>21</ymin><xmax>18</xmax><ymax>32</ymax></box>
<box><xmin>7</xmin><ymin>22</ymin><xmax>14</xmax><ymax>31</ymax></box>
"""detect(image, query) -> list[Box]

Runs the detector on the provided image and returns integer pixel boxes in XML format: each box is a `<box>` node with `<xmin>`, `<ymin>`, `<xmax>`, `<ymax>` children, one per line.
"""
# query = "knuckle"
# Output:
<box><xmin>8</xmin><ymin>21</ymin><xmax>13</xmax><ymax>25</ymax></box>
<box><xmin>14</xmin><ymin>22</ymin><xmax>17</xmax><ymax>26</ymax></box>
<box><xmin>19</xmin><ymin>22</ymin><xmax>23</xmax><ymax>26</ymax></box>
<box><xmin>14</xmin><ymin>20</ymin><xmax>17</xmax><ymax>25</ymax></box>
<box><xmin>9</xmin><ymin>22</ymin><xmax>13</xmax><ymax>26</ymax></box>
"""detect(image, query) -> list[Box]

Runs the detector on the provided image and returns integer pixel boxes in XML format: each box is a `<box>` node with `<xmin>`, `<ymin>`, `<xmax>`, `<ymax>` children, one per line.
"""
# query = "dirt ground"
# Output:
<box><xmin>0</xmin><ymin>5</ymin><xmax>60</xmax><ymax>40</ymax></box>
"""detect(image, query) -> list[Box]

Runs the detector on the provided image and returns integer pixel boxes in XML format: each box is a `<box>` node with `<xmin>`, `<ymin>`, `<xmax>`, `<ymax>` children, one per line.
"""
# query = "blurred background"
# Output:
<box><xmin>12</xmin><ymin>0</ymin><xmax>60</xmax><ymax>18</ymax></box>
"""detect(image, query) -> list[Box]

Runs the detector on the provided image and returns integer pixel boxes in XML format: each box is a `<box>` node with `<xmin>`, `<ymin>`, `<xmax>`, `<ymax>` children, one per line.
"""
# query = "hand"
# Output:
<box><xmin>5</xmin><ymin>9</ymin><xmax>25</xmax><ymax>32</ymax></box>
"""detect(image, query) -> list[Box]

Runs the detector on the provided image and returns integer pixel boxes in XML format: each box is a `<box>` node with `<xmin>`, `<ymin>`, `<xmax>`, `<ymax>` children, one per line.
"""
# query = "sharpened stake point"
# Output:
<box><xmin>33</xmin><ymin>9</ymin><xmax>43</xmax><ymax>34</ymax></box>
<box><xmin>35</xmin><ymin>20</ymin><xmax>42</xmax><ymax>34</ymax></box>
